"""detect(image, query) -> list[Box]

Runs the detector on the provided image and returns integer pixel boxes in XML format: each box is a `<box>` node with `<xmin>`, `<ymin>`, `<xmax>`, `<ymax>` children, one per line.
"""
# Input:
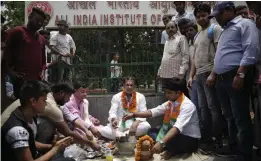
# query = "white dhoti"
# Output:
<box><xmin>99</xmin><ymin>121</ymin><xmax>151</xmax><ymax>140</ymax></box>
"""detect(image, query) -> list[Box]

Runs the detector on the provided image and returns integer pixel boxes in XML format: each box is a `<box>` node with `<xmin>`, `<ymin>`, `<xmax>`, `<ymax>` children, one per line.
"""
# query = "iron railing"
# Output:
<box><xmin>47</xmin><ymin>28</ymin><xmax>164</xmax><ymax>94</ymax></box>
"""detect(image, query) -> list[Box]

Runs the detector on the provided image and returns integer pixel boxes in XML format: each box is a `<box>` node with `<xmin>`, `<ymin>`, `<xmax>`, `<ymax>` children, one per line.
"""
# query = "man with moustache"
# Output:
<box><xmin>2</xmin><ymin>83</ymin><xmax>100</xmax><ymax>151</ymax></box>
<box><xmin>210</xmin><ymin>2</ymin><xmax>260</xmax><ymax>160</ymax></box>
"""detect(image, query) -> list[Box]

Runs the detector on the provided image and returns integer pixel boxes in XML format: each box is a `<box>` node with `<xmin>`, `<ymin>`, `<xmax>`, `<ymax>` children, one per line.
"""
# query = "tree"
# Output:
<box><xmin>1</xmin><ymin>1</ymin><xmax>25</xmax><ymax>27</ymax></box>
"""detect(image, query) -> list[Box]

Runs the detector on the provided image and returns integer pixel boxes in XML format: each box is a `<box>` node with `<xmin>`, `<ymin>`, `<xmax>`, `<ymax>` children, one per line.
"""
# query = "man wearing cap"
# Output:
<box><xmin>209</xmin><ymin>2</ymin><xmax>260</xmax><ymax>161</ymax></box>
<box><xmin>49</xmin><ymin>20</ymin><xmax>76</xmax><ymax>83</ymax></box>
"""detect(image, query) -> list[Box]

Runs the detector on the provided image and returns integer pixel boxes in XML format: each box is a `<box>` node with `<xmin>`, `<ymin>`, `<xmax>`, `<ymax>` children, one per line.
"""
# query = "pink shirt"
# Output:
<box><xmin>63</xmin><ymin>94</ymin><xmax>95</xmax><ymax>128</ymax></box>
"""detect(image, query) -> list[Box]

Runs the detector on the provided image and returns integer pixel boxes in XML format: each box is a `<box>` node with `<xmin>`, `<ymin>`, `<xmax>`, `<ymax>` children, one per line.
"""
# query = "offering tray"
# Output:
<box><xmin>86</xmin><ymin>152</ymin><xmax>96</xmax><ymax>159</ymax></box>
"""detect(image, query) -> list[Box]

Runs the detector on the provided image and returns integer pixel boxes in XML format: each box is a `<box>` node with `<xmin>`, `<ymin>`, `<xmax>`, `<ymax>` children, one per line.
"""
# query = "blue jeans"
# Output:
<box><xmin>191</xmin><ymin>81</ymin><xmax>199</xmax><ymax>113</ymax></box>
<box><xmin>196</xmin><ymin>72</ymin><xmax>223</xmax><ymax>140</ymax></box>
<box><xmin>191</xmin><ymin>80</ymin><xmax>202</xmax><ymax>127</ymax></box>
<box><xmin>216</xmin><ymin>68</ymin><xmax>254</xmax><ymax>160</ymax></box>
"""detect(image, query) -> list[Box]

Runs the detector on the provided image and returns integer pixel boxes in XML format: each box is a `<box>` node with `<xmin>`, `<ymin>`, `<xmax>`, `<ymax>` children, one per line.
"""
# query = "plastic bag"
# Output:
<box><xmin>64</xmin><ymin>144</ymin><xmax>88</xmax><ymax>161</ymax></box>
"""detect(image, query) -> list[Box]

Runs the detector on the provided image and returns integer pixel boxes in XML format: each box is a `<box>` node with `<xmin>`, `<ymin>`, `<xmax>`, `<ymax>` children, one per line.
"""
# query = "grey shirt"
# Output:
<box><xmin>194</xmin><ymin>24</ymin><xmax>223</xmax><ymax>75</ymax></box>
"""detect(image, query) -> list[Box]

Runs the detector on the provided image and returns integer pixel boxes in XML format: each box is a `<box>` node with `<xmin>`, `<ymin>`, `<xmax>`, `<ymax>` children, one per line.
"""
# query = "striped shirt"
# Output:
<box><xmin>158</xmin><ymin>32</ymin><xmax>189</xmax><ymax>78</ymax></box>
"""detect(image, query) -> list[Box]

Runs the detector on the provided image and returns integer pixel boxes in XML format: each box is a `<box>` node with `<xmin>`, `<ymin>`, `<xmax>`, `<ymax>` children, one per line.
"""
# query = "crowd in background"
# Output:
<box><xmin>157</xmin><ymin>1</ymin><xmax>261</xmax><ymax>161</ymax></box>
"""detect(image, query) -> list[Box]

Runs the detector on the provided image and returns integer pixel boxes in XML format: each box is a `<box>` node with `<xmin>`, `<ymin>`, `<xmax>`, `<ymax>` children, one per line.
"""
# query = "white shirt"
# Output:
<box><xmin>111</xmin><ymin>60</ymin><xmax>121</xmax><ymax>78</ymax></box>
<box><xmin>172</xmin><ymin>11</ymin><xmax>196</xmax><ymax>24</ymax></box>
<box><xmin>161</xmin><ymin>30</ymin><xmax>168</xmax><ymax>44</ymax></box>
<box><xmin>50</xmin><ymin>33</ymin><xmax>76</xmax><ymax>65</ymax></box>
<box><xmin>44</xmin><ymin>46</ymin><xmax>51</xmax><ymax>81</ymax></box>
<box><xmin>108</xmin><ymin>92</ymin><xmax>147</xmax><ymax>128</ymax></box>
<box><xmin>5</xmin><ymin>126</ymin><xmax>30</xmax><ymax>149</ymax></box>
<box><xmin>150</xmin><ymin>96</ymin><xmax>201</xmax><ymax>139</ymax></box>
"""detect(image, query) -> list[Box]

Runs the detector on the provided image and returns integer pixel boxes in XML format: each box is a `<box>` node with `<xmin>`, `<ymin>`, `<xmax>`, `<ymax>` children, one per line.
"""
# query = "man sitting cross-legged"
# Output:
<box><xmin>2</xmin><ymin>83</ymin><xmax>100</xmax><ymax>152</ymax></box>
<box><xmin>99</xmin><ymin>76</ymin><xmax>151</xmax><ymax>139</ymax></box>
<box><xmin>123</xmin><ymin>78</ymin><xmax>201</xmax><ymax>160</ymax></box>
<box><xmin>62</xmin><ymin>82</ymin><xmax>102</xmax><ymax>139</ymax></box>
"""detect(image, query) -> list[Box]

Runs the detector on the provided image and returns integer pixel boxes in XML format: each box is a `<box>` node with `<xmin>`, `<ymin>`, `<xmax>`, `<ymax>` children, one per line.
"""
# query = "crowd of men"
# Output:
<box><xmin>157</xmin><ymin>1</ymin><xmax>261</xmax><ymax>161</ymax></box>
<box><xmin>1</xmin><ymin>1</ymin><xmax>261</xmax><ymax>161</ymax></box>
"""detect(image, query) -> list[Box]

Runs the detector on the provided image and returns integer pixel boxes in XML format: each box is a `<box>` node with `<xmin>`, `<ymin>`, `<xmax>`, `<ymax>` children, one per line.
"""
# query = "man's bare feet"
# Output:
<box><xmin>160</xmin><ymin>150</ymin><xmax>175</xmax><ymax>160</ymax></box>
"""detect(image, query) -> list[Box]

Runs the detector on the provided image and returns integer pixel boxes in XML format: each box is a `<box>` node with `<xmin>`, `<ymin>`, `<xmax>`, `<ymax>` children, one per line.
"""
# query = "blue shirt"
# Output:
<box><xmin>161</xmin><ymin>30</ymin><xmax>168</xmax><ymax>44</ymax></box>
<box><xmin>214</xmin><ymin>16</ymin><xmax>260</xmax><ymax>74</ymax></box>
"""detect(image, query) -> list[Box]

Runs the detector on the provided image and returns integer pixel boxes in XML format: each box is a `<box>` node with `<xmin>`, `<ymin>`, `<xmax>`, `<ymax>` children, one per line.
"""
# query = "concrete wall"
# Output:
<box><xmin>87</xmin><ymin>94</ymin><xmax>166</xmax><ymax>128</ymax></box>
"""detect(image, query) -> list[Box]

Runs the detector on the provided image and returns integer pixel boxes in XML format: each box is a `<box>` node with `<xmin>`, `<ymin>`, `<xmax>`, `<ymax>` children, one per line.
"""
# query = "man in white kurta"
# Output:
<box><xmin>99</xmin><ymin>78</ymin><xmax>151</xmax><ymax>140</ymax></box>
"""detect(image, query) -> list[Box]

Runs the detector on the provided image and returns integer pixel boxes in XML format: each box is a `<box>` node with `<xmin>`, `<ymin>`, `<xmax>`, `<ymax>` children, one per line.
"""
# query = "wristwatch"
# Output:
<box><xmin>236</xmin><ymin>72</ymin><xmax>245</xmax><ymax>79</ymax></box>
<box><xmin>159</xmin><ymin>140</ymin><xmax>166</xmax><ymax>149</ymax></box>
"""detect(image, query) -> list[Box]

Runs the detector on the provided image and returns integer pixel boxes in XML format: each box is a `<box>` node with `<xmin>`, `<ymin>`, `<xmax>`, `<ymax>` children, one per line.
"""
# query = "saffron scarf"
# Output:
<box><xmin>156</xmin><ymin>93</ymin><xmax>185</xmax><ymax>141</ymax></box>
<box><xmin>121</xmin><ymin>91</ymin><xmax>137</xmax><ymax>128</ymax></box>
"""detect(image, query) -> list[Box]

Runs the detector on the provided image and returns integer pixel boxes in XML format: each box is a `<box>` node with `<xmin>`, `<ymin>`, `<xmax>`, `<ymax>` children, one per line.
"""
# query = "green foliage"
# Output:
<box><xmin>69</xmin><ymin>28</ymin><xmax>164</xmax><ymax>92</ymax></box>
<box><xmin>1</xmin><ymin>1</ymin><xmax>25</xmax><ymax>27</ymax></box>
<box><xmin>1</xmin><ymin>1</ymin><xmax>163</xmax><ymax>93</ymax></box>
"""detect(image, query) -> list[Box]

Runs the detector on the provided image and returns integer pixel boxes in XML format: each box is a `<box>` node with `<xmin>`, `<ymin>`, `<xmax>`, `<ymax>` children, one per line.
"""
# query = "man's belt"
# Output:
<box><xmin>216</xmin><ymin>68</ymin><xmax>238</xmax><ymax>81</ymax></box>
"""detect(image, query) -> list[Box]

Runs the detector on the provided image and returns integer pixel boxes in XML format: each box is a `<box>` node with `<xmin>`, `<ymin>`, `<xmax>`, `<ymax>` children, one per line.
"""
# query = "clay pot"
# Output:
<box><xmin>141</xmin><ymin>140</ymin><xmax>151</xmax><ymax>151</ymax></box>
<box><xmin>140</xmin><ymin>151</ymin><xmax>152</xmax><ymax>161</ymax></box>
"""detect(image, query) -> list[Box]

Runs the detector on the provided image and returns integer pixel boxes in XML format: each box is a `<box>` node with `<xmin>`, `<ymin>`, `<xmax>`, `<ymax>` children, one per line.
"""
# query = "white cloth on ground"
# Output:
<box><xmin>99</xmin><ymin>121</ymin><xmax>151</xmax><ymax>140</ymax></box>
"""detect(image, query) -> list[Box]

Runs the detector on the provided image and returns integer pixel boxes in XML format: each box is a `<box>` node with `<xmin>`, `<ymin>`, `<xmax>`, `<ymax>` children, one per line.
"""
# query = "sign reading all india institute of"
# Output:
<box><xmin>24</xmin><ymin>1</ymin><xmax>201</xmax><ymax>28</ymax></box>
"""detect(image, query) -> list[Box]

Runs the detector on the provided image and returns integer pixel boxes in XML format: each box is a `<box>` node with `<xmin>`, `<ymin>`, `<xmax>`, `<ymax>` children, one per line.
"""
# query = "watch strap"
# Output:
<box><xmin>159</xmin><ymin>140</ymin><xmax>166</xmax><ymax>149</ymax></box>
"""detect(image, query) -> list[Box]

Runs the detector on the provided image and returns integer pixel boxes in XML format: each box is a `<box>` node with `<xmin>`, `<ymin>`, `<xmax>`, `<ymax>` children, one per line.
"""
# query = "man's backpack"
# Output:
<box><xmin>194</xmin><ymin>24</ymin><xmax>217</xmax><ymax>50</ymax></box>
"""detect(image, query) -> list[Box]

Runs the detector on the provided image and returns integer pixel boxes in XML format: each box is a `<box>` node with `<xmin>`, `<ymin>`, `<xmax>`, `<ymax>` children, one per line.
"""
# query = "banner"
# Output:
<box><xmin>25</xmin><ymin>1</ymin><xmax>195</xmax><ymax>28</ymax></box>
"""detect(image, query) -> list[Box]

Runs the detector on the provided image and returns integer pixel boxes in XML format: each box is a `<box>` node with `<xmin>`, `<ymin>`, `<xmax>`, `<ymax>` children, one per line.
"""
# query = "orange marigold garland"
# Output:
<box><xmin>121</xmin><ymin>91</ymin><xmax>137</xmax><ymax>112</ymax></box>
<box><xmin>135</xmin><ymin>135</ymin><xmax>154</xmax><ymax>161</ymax></box>
<box><xmin>167</xmin><ymin>101</ymin><xmax>172</xmax><ymax>108</ymax></box>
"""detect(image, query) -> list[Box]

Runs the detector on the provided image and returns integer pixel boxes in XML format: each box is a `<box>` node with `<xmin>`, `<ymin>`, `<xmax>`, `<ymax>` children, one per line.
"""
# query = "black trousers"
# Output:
<box><xmin>165</xmin><ymin>134</ymin><xmax>199</xmax><ymax>154</ymax></box>
<box><xmin>111</xmin><ymin>78</ymin><xmax>120</xmax><ymax>93</ymax></box>
<box><xmin>216</xmin><ymin>67</ymin><xmax>254</xmax><ymax>160</ymax></box>
<box><xmin>13</xmin><ymin>77</ymin><xmax>25</xmax><ymax>99</ymax></box>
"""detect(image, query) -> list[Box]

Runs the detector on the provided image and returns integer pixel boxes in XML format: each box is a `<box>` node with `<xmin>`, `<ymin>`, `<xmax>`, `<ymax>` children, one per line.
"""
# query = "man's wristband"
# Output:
<box><xmin>159</xmin><ymin>140</ymin><xmax>166</xmax><ymax>149</ymax></box>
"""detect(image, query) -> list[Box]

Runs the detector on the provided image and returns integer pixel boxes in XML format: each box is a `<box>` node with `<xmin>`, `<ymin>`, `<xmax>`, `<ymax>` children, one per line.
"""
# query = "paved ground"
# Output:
<box><xmin>82</xmin><ymin>144</ymin><xmax>260</xmax><ymax>161</ymax></box>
